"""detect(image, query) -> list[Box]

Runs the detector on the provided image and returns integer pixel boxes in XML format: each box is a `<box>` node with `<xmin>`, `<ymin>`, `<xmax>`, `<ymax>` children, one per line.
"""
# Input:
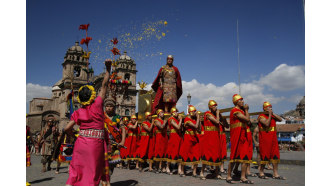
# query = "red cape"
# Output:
<box><xmin>151</xmin><ymin>65</ymin><xmax>182</xmax><ymax>114</ymax></box>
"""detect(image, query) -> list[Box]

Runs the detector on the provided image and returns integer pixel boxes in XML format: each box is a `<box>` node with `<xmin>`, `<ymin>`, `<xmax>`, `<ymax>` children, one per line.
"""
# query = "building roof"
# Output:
<box><xmin>119</xmin><ymin>51</ymin><xmax>131</xmax><ymax>60</ymax></box>
<box><xmin>69</xmin><ymin>41</ymin><xmax>83</xmax><ymax>52</ymax></box>
<box><xmin>298</xmin><ymin>96</ymin><xmax>305</xmax><ymax>105</ymax></box>
<box><xmin>276</xmin><ymin>124</ymin><xmax>305</xmax><ymax>132</ymax></box>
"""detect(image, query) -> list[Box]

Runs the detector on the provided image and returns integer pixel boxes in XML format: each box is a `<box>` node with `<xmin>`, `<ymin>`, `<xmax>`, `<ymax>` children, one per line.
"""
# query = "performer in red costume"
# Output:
<box><xmin>179</xmin><ymin>105</ymin><xmax>201</xmax><ymax>177</ymax></box>
<box><xmin>151</xmin><ymin>55</ymin><xmax>182</xmax><ymax>113</ymax></box>
<box><xmin>135</xmin><ymin>112</ymin><xmax>153</xmax><ymax>172</ymax></box>
<box><xmin>200</xmin><ymin>100</ymin><xmax>228</xmax><ymax>180</ymax></box>
<box><xmin>126</xmin><ymin>115</ymin><xmax>138</xmax><ymax>168</ymax></box>
<box><xmin>165</xmin><ymin>107</ymin><xmax>183</xmax><ymax>175</ymax></box>
<box><xmin>219</xmin><ymin>107</ymin><xmax>229</xmax><ymax>175</ymax></box>
<box><xmin>153</xmin><ymin>109</ymin><xmax>168</xmax><ymax>173</ymax></box>
<box><xmin>147</xmin><ymin>115</ymin><xmax>155</xmax><ymax>172</ymax></box>
<box><xmin>119</xmin><ymin>117</ymin><xmax>129</xmax><ymax>168</ymax></box>
<box><xmin>134</xmin><ymin>118</ymin><xmax>142</xmax><ymax>170</ymax></box>
<box><xmin>226</xmin><ymin>94</ymin><xmax>254</xmax><ymax>184</ymax></box>
<box><xmin>258</xmin><ymin>102</ymin><xmax>286</xmax><ymax>180</ymax></box>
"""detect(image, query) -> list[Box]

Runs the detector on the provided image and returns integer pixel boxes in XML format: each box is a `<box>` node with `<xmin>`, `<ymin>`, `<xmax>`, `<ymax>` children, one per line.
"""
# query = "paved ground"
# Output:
<box><xmin>27</xmin><ymin>153</ymin><xmax>305</xmax><ymax>186</ymax></box>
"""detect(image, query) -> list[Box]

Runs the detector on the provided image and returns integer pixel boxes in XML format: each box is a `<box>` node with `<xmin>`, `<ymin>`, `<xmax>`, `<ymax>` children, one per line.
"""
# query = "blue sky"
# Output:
<box><xmin>26</xmin><ymin>0</ymin><xmax>305</xmax><ymax>114</ymax></box>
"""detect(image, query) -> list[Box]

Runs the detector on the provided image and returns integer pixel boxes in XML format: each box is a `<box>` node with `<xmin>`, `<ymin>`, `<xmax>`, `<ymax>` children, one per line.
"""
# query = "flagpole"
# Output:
<box><xmin>237</xmin><ymin>19</ymin><xmax>241</xmax><ymax>95</ymax></box>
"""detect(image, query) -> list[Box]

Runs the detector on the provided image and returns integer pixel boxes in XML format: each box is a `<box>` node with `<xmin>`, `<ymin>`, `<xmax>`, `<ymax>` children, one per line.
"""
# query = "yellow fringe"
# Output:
<box><xmin>229</xmin><ymin>159</ymin><xmax>252</xmax><ymax>164</ymax></box>
<box><xmin>201</xmin><ymin>160</ymin><xmax>222</xmax><ymax>166</ymax></box>
<box><xmin>153</xmin><ymin>157</ymin><xmax>167</xmax><ymax>162</ymax></box>
<box><xmin>269</xmin><ymin>159</ymin><xmax>280</xmax><ymax>164</ymax></box>
<box><xmin>165</xmin><ymin>158</ymin><xmax>182</xmax><ymax>163</ymax></box>
<box><xmin>181</xmin><ymin>160</ymin><xmax>200</xmax><ymax>166</ymax></box>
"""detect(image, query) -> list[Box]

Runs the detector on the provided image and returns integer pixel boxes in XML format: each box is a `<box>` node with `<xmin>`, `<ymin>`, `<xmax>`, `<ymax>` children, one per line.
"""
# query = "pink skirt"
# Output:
<box><xmin>66</xmin><ymin>136</ymin><xmax>106</xmax><ymax>186</ymax></box>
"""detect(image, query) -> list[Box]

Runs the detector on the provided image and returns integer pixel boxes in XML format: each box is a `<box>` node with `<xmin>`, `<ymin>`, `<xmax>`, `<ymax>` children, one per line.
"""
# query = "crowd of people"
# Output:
<box><xmin>26</xmin><ymin>56</ymin><xmax>287</xmax><ymax>185</ymax></box>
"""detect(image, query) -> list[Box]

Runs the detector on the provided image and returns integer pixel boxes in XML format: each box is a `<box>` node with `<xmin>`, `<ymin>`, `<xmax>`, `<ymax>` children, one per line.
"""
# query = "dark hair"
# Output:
<box><xmin>78</xmin><ymin>87</ymin><xmax>91</xmax><ymax>102</ymax></box>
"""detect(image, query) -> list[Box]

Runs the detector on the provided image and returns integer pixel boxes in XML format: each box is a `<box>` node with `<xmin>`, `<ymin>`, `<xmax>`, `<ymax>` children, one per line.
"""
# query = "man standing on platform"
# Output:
<box><xmin>258</xmin><ymin>101</ymin><xmax>286</xmax><ymax>180</ymax></box>
<box><xmin>226</xmin><ymin>94</ymin><xmax>254</xmax><ymax>184</ymax></box>
<box><xmin>151</xmin><ymin>55</ymin><xmax>183</xmax><ymax>113</ymax></box>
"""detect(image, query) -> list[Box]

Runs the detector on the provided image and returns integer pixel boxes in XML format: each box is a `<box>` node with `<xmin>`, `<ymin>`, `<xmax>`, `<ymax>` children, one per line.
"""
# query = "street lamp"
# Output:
<box><xmin>187</xmin><ymin>93</ymin><xmax>191</xmax><ymax>105</ymax></box>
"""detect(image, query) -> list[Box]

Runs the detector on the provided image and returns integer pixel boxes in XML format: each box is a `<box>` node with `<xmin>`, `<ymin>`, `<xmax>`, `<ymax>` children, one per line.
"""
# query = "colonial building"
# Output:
<box><xmin>92</xmin><ymin>51</ymin><xmax>138</xmax><ymax>117</ymax></box>
<box><xmin>296</xmin><ymin>96</ymin><xmax>305</xmax><ymax>119</ymax></box>
<box><xmin>27</xmin><ymin>42</ymin><xmax>137</xmax><ymax>133</ymax></box>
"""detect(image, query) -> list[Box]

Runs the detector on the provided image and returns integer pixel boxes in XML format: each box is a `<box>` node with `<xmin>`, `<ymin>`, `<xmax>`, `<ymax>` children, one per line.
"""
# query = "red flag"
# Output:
<box><xmin>79</xmin><ymin>24</ymin><xmax>90</xmax><ymax>31</ymax></box>
<box><xmin>80</xmin><ymin>37</ymin><xmax>93</xmax><ymax>47</ymax></box>
<box><xmin>111</xmin><ymin>38</ymin><xmax>118</xmax><ymax>45</ymax></box>
<box><xmin>111</xmin><ymin>47</ymin><xmax>121</xmax><ymax>56</ymax></box>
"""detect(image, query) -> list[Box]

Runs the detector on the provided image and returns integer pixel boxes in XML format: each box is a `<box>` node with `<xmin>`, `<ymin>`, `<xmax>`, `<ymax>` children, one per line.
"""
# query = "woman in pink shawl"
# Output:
<box><xmin>65</xmin><ymin>59</ymin><xmax>112</xmax><ymax>186</ymax></box>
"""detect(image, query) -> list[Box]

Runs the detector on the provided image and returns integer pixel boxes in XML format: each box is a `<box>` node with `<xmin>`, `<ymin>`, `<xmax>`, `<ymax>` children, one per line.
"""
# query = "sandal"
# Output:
<box><xmin>199</xmin><ymin>175</ymin><xmax>206</xmax><ymax>180</ymax></box>
<box><xmin>247</xmin><ymin>173</ymin><xmax>257</xmax><ymax>177</ymax></box>
<box><xmin>220</xmin><ymin>170</ymin><xmax>227</xmax><ymax>174</ymax></box>
<box><xmin>216</xmin><ymin>175</ymin><xmax>226</xmax><ymax>180</ymax></box>
<box><xmin>258</xmin><ymin>175</ymin><xmax>268</xmax><ymax>179</ymax></box>
<box><xmin>226</xmin><ymin>178</ymin><xmax>235</xmax><ymax>184</ymax></box>
<box><xmin>272</xmin><ymin>176</ymin><xmax>286</xmax><ymax>180</ymax></box>
<box><xmin>240</xmin><ymin>179</ymin><xmax>254</xmax><ymax>184</ymax></box>
<box><xmin>179</xmin><ymin>173</ymin><xmax>186</xmax><ymax>177</ymax></box>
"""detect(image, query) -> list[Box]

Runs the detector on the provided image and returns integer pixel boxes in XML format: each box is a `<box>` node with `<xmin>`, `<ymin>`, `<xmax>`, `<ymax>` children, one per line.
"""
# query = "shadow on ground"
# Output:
<box><xmin>112</xmin><ymin>179</ymin><xmax>138</xmax><ymax>186</ymax></box>
<box><xmin>29</xmin><ymin>177</ymin><xmax>54</xmax><ymax>184</ymax></box>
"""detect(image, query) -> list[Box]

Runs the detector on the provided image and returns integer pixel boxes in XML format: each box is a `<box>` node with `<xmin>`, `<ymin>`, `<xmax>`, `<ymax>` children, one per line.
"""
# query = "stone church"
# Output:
<box><xmin>27</xmin><ymin>42</ymin><xmax>137</xmax><ymax>133</ymax></box>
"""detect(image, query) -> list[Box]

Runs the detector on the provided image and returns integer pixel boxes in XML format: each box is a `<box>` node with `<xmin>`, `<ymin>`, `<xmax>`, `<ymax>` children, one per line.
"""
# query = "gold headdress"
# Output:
<box><xmin>131</xmin><ymin>115</ymin><xmax>137</xmax><ymax>120</ymax></box>
<box><xmin>232</xmin><ymin>94</ymin><xmax>243</xmax><ymax>104</ymax></box>
<box><xmin>263</xmin><ymin>101</ymin><xmax>272</xmax><ymax>111</ymax></box>
<box><xmin>156</xmin><ymin>109</ymin><xmax>164</xmax><ymax>115</ymax></box>
<box><xmin>208</xmin><ymin>100</ymin><xmax>217</xmax><ymax>108</ymax></box>
<box><xmin>188</xmin><ymin>105</ymin><xmax>196</xmax><ymax>113</ymax></box>
<box><xmin>170</xmin><ymin>107</ymin><xmax>178</xmax><ymax>115</ymax></box>
<box><xmin>145</xmin><ymin>112</ymin><xmax>152</xmax><ymax>117</ymax></box>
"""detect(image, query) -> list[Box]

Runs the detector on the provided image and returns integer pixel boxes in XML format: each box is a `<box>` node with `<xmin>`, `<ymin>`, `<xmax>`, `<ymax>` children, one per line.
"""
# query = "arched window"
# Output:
<box><xmin>74</xmin><ymin>66</ymin><xmax>81</xmax><ymax>77</ymax></box>
<box><xmin>124</xmin><ymin>73</ymin><xmax>130</xmax><ymax>81</ymax></box>
<box><xmin>125</xmin><ymin>109</ymin><xmax>130</xmax><ymax>116</ymax></box>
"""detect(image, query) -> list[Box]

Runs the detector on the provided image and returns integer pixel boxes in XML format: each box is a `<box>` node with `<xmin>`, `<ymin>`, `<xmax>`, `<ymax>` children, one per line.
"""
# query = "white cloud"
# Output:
<box><xmin>176</xmin><ymin>80</ymin><xmax>285</xmax><ymax>113</ymax></box>
<box><xmin>287</xmin><ymin>94</ymin><xmax>304</xmax><ymax>103</ymax></box>
<box><xmin>258</xmin><ymin>64</ymin><xmax>305</xmax><ymax>91</ymax></box>
<box><xmin>26</xmin><ymin>83</ymin><xmax>52</xmax><ymax>102</ymax></box>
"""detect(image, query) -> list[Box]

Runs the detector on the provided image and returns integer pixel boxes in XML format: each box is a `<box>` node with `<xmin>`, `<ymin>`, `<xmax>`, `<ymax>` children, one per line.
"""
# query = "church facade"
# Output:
<box><xmin>27</xmin><ymin>42</ymin><xmax>137</xmax><ymax>133</ymax></box>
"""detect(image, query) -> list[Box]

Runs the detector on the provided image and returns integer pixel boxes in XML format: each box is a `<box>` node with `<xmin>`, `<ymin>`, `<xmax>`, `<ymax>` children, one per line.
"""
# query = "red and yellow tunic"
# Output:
<box><xmin>229</xmin><ymin>107</ymin><xmax>252</xmax><ymax>163</ymax></box>
<box><xmin>147</xmin><ymin>123</ymin><xmax>155</xmax><ymax>163</ymax></box>
<box><xmin>119</xmin><ymin>126</ymin><xmax>128</xmax><ymax>160</ymax></box>
<box><xmin>200</xmin><ymin>111</ymin><xmax>221</xmax><ymax>166</ymax></box>
<box><xmin>258</xmin><ymin>114</ymin><xmax>280</xmax><ymax>164</ymax></box>
<box><xmin>165</xmin><ymin>117</ymin><xmax>182</xmax><ymax>163</ymax></box>
<box><xmin>126</xmin><ymin>123</ymin><xmax>138</xmax><ymax>160</ymax></box>
<box><xmin>219</xmin><ymin>123</ymin><xmax>227</xmax><ymax>161</ymax></box>
<box><xmin>133</xmin><ymin>125</ymin><xmax>141</xmax><ymax>159</ymax></box>
<box><xmin>179</xmin><ymin>117</ymin><xmax>200</xmax><ymax>165</ymax></box>
<box><xmin>136</xmin><ymin>121</ymin><xmax>152</xmax><ymax>162</ymax></box>
<box><xmin>153</xmin><ymin>118</ymin><xmax>168</xmax><ymax>161</ymax></box>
